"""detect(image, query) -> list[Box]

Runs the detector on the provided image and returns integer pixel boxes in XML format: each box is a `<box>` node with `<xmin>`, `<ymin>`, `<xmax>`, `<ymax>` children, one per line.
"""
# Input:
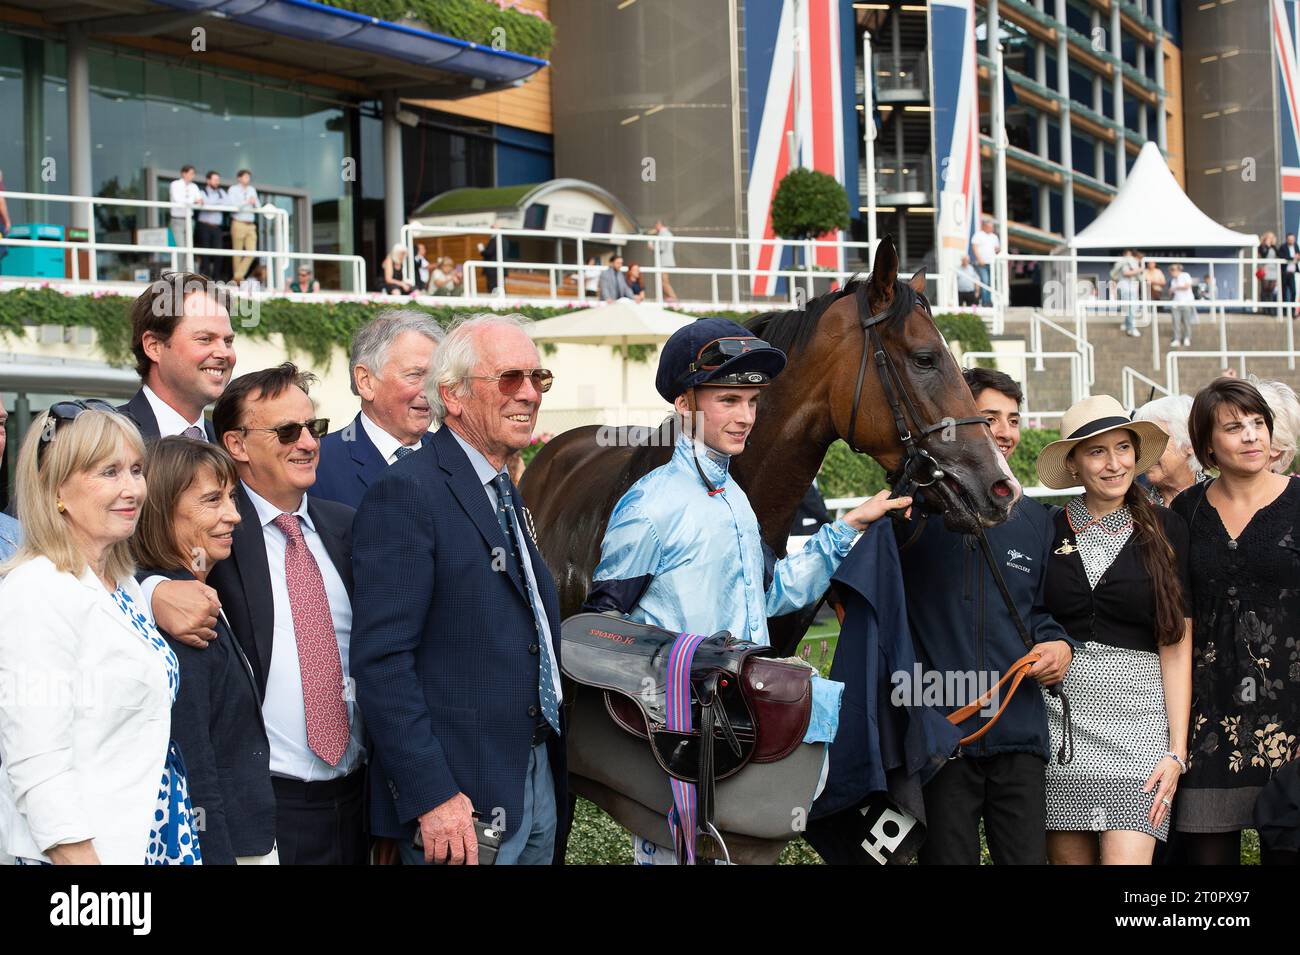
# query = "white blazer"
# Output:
<box><xmin>0</xmin><ymin>557</ymin><xmax>171</xmax><ymax>864</ymax></box>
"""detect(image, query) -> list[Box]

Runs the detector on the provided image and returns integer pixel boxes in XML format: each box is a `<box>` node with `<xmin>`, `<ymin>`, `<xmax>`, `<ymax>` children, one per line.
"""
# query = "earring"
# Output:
<box><xmin>56</xmin><ymin>500</ymin><xmax>66</xmax><ymax>513</ymax></box>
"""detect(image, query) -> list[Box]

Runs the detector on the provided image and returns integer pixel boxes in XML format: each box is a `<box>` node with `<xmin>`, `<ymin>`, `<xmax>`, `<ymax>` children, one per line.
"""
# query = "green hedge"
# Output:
<box><xmin>322</xmin><ymin>0</ymin><xmax>555</xmax><ymax>58</ymax></box>
<box><xmin>0</xmin><ymin>288</ymin><xmax>578</xmax><ymax>371</ymax></box>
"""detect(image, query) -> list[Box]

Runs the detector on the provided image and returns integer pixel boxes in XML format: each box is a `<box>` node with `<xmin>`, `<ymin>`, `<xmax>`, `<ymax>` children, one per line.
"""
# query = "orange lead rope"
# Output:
<box><xmin>945</xmin><ymin>650</ymin><xmax>1041</xmax><ymax>745</ymax></box>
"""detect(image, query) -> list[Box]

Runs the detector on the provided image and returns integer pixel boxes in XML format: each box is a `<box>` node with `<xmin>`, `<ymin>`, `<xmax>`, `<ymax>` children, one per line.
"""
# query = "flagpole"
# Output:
<box><xmin>863</xmin><ymin>30</ymin><xmax>878</xmax><ymax>256</ymax></box>
<box><xmin>993</xmin><ymin>40</ymin><xmax>1010</xmax><ymax>308</ymax></box>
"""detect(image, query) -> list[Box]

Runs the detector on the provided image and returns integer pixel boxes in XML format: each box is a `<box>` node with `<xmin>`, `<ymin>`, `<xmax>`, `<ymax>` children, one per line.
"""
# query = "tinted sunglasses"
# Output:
<box><xmin>470</xmin><ymin>368</ymin><xmax>554</xmax><ymax>395</ymax></box>
<box><xmin>37</xmin><ymin>399</ymin><xmax>120</xmax><ymax>467</ymax></box>
<box><xmin>240</xmin><ymin>417</ymin><xmax>330</xmax><ymax>444</ymax></box>
<box><xmin>690</xmin><ymin>337</ymin><xmax>772</xmax><ymax>373</ymax></box>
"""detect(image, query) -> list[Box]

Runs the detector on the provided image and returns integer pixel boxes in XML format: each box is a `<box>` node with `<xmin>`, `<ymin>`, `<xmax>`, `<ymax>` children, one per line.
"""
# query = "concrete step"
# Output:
<box><xmin>994</xmin><ymin>313</ymin><xmax>1300</xmax><ymax>415</ymax></box>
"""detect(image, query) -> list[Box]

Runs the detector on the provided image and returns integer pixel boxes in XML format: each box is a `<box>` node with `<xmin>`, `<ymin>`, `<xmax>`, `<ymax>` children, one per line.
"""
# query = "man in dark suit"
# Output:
<box><xmin>206</xmin><ymin>362</ymin><xmax>366</xmax><ymax>865</ymax></box>
<box><xmin>311</xmin><ymin>310</ymin><xmax>443</xmax><ymax>509</ymax></box>
<box><xmin>130</xmin><ymin>272</ymin><xmax>235</xmax><ymax>651</ymax></box>
<box><xmin>118</xmin><ymin>271</ymin><xmax>234</xmax><ymax>442</ymax></box>
<box><xmin>352</xmin><ymin>314</ymin><xmax>566</xmax><ymax>865</ymax></box>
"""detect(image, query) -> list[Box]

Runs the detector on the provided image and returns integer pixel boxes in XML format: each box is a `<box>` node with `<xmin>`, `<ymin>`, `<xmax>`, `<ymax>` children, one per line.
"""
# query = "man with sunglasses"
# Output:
<box><xmin>195</xmin><ymin>363</ymin><xmax>364</xmax><ymax>864</ymax></box>
<box><xmin>352</xmin><ymin>314</ymin><xmax>566</xmax><ymax>866</ymax></box>
<box><xmin>585</xmin><ymin>318</ymin><xmax>911</xmax><ymax>863</ymax></box>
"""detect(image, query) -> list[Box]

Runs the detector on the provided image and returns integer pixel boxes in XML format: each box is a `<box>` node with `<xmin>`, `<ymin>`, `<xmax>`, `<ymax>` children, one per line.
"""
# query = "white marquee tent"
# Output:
<box><xmin>1070</xmin><ymin>142</ymin><xmax>1258</xmax><ymax>250</ymax></box>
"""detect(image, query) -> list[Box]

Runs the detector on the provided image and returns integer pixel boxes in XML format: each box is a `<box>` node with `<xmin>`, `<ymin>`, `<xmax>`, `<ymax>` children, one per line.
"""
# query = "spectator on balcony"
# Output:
<box><xmin>1257</xmin><ymin>232</ymin><xmax>1281</xmax><ymax>307</ymax></box>
<box><xmin>380</xmin><ymin>245</ymin><xmax>414</xmax><ymax>295</ymax></box>
<box><xmin>1111</xmin><ymin>249</ymin><xmax>1142</xmax><ymax>338</ymax></box>
<box><xmin>582</xmin><ymin>256</ymin><xmax>600</xmax><ymax>297</ymax></box>
<box><xmin>414</xmin><ymin>243</ymin><xmax>431</xmax><ymax>293</ymax></box>
<box><xmin>1143</xmin><ymin>258</ymin><xmax>1166</xmax><ymax>304</ymax></box>
<box><xmin>1168</xmin><ymin>263</ymin><xmax>1195</xmax><ymax>349</ymax></box>
<box><xmin>168</xmin><ymin>165</ymin><xmax>204</xmax><ymax>249</ymax></box>
<box><xmin>431</xmin><ymin>256</ymin><xmax>461</xmax><ymax>296</ymax></box>
<box><xmin>226</xmin><ymin>169</ymin><xmax>260</xmax><ymax>284</ymax></box>
<box><xmin>0</xmin><ymin>167</ymin><xmax>10</xmax><ymax>272</ymax></box>
<box><xmin>598</xmin><ymin>253</ymin><xmax>635</xmax><ymax>303</ymax></box>
<box><xmin>242</xmin><ymin>264</ymin><xmax>266</xmax><ymax>294</ymax></box>
<box><xmin>652</xmin><ymin>221</ymin><xmax>679</xmax><ymax>303</ymax></box>
<box><xmin>477</xmin><ymin>236</ymin><xmax>502</xmax><ymax>293</ymax></box>
<box><xmin>955</xmin><ymin>254</ymin><xmax>980</xmax><ymax>307</ymax></box>
<box><xmin>969</xmin><ymin>217</ymin><xmax>999</xmax><ymax>307</ymax></box>
<box><xmin>1281</xmin><ymin>234</ymin><xmax>1300</xmax><ymax>316</ymax></box>
<box><xmin>288</xmin><ymin>266</ymin><xmax>320</xmax><ymax>294</ymax></box>
<box><xmin>196</xmin><ymin>171</ymin><xmax>228</xmax><ymax>281</ymax></box>
<box><xmin>625</xmin><ymin>262</ymin><xmax>646</xmax><ymax>302</ymax></box>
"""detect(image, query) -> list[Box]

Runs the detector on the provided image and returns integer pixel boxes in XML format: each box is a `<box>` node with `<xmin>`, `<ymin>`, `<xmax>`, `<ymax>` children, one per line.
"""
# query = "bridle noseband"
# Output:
<box><xmin>843</xmin><ymin>289</ymin><xmax>990</xmax><ymax>501</ymax></box>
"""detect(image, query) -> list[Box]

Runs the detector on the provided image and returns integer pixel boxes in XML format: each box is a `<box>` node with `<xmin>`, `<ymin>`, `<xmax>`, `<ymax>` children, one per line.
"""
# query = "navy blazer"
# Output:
<box><xmin>350</xmin><ymin>425</ymin><xmax>568</xmax><ymax>847</ymax></box>
<box><xmin>310</xmin><ymin>412</ymin><xmax>433</xmax><ymax>509</ymax></box>
<box><xmin>118</xmin><ymin>388</ymin><xmax>217</xmax><ymax>443</ymax></box>
<box><xmin>142</xmin><ymin>566</ymin><xmax>275</xmax><ymax>864</ymax></box>
<box><xmin>206</xmin><ymin>484</ymin><xmax>356</xmax><ymax>694</ymax></box>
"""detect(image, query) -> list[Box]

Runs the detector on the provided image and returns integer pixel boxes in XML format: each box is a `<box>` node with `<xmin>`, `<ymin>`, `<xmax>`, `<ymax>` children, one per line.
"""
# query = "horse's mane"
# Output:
<box><xmin>744</xmin><ymin>276</ymin><xmax>926</xmax><ymax>358</ymax></box>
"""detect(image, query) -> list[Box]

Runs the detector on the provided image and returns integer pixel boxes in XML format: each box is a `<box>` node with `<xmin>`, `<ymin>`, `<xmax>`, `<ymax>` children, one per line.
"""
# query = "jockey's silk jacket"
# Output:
<box><xmin>585</xmin><ymin>431</ymin><xmax>855</xmax><ymax>742</ymax></box>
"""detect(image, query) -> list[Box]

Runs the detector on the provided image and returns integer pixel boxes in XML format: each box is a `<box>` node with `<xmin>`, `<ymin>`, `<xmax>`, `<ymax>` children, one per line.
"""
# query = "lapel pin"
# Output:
<box><xmin>1054</xmin><ymin>538</ymin><xmax>1077</xmax><ymax>555</ymax></box>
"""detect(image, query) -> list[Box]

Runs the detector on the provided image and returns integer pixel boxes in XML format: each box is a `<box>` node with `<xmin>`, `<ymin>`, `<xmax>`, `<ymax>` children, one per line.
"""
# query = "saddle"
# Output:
<box><xmin>560</xmin><ymin>613</ymin><xmax>813</xmax><ymax>782</ymax></box>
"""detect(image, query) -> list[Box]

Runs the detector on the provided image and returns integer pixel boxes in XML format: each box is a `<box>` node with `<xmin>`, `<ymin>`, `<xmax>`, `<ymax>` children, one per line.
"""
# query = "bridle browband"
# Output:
<box><xmin>843</xmin><ymin>284</ymin><xmax>989</xmax><ymax>501</ymax></box>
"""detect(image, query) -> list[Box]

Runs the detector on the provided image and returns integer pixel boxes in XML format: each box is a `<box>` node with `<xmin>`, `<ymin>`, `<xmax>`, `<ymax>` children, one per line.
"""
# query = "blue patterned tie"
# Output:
<box><xmin>392</xmin><ymin>445</ymin><xmax>417</xmax><ymax>461</ymax></box>
<box><xmin>491</xmin><ymin>471</ymin><xmax>560</xmax><ymax>734</ymax></box>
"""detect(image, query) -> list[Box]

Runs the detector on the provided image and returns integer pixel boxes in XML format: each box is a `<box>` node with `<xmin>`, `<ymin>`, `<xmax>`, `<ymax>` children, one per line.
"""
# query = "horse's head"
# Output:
<box><xmin>821</xmin><ymin>237</ymin><xmax>1020</xmax><ymax>531</ymax></box>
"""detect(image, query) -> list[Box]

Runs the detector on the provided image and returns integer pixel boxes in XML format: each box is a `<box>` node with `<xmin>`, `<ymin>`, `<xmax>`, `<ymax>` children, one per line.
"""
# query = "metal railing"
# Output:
<box><xmin>873</xmin><ymin>53</ymin><xmax>929</xmax><ymax>96</ymax></box>
<box><xmin>1165</xmin><ymin>350</ymin><xmax>1300</xmax><ymax>398</ymax></box>
<box><xmin>1028</xmin><ymin>309</ymin><xmax>1096</xmax><ymax>386</ymax></box>
<box><xmin>860</xmin><ymin>154</ymin><xmax>933</xmax><ymax>198</ymax></box>
<box><xmin>1120</xmin><ymin>365</ymin><xmax>1172</xmax><ymax>410</ymax></box>
<box><xmin>0</xmin><ymin>189</ymin><xmax>293</xmax><ymax>285</ymax></box>
<box><xmin>962</xmin><ymin>350</ymin><xmax>1086</xmax><ymax>413</ymax></box>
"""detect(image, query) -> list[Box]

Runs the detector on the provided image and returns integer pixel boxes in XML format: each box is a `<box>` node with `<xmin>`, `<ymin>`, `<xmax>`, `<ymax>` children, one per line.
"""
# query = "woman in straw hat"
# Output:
<box><xmin>1037</xmin><ymin>395</ymin><xmax>1193</xmax><ymax>864</ymax></box>
<box><xmin>1170</xmin><ymin>377</ymin><xmax>1300</xmax><ymax>865</ymax></box>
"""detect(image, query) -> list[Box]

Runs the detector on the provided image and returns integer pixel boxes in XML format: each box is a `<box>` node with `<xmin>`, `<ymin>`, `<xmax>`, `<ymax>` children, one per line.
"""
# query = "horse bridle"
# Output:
<box><xmin>839</xmin><ymin>289</ymin><xmax>1074</xmax><ymax>764</ymax></box>
<box><xmin>842</xmin><ymin>291</ymin><xmax>989</xmax><ymax>501</ymax></box>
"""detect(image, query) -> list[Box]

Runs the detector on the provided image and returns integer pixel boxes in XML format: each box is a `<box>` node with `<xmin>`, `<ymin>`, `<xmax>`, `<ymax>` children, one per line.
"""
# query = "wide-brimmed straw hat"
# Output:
<box><xmin>1035</xmin><ymin>395</ymin><xmax>1170</xmax><ymax>489</ymax></box>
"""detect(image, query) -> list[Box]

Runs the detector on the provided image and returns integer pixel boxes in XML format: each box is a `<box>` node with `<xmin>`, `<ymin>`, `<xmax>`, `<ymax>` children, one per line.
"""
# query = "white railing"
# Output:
<box><xmin>1120</xmin><ymin>365</ymin><xmax>1172</xmax><ymax>410</ymax></box>
<box><xmin>962</xmin><ymin>349</ymin><xmax>1086</xmax><ymax>413</ymax></box>
<box><xmin>0</xmin><ymin>189</ymin><xmax>293</xmax><ymax>285</ymax></box>
<box><xmin>0</xmin><ymin>236</ymin><xmax>366</xmax><ymax>294</ymax></box>
<box><xmin>1165</xmin><ymin>350</ymin><xmax>1300</xmax><ymax>397</ymax></box>
<box><xmin>1028</xmin><ymin>309</ymin><xmax>1096</xmax><ymax>386</ymax></box>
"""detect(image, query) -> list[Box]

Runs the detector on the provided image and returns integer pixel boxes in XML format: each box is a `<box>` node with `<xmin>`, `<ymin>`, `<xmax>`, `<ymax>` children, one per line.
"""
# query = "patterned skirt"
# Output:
<box><xmin>1045</xmin><ymin>640</ymin><xmax>1171</xmax><ymax>840</ymax></box>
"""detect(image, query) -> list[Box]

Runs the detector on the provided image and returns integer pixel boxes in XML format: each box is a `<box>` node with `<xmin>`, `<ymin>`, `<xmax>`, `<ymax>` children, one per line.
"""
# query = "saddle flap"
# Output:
<box><xmin>743</xmin><ymin>658</ymin><xmax>814</xmax><ymax>763</ymax></box>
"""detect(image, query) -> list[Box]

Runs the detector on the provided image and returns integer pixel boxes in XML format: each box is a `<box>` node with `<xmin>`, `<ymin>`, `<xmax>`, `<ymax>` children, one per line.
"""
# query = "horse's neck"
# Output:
<box><xmin>733</xmin><ymin>405</ymin><xmax>833</xmax><ymax>555</ymax></box>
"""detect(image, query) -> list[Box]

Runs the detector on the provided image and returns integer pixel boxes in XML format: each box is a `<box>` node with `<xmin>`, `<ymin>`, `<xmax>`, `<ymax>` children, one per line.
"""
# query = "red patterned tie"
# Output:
<box><xmin>273</xmin><ymin>513</ymin><xmax>349</xmax><ymax>766</ymax></box>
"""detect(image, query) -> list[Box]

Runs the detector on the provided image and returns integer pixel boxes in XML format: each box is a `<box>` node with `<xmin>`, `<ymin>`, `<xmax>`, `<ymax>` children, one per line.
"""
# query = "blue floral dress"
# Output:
<box><xmin>109</xmin><ymin>587</ymin><xmax>203</xmax><ymax>865</ymax></box>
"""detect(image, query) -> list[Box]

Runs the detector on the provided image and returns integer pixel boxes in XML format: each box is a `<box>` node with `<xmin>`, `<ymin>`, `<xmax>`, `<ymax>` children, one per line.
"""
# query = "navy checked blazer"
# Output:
<box><xmin>310</xmin><ymin>412</ymin><xmax>434</xmax><ymax>510</ymax></box>
<box><xmin>350</xmin><ymin>424</ymin><xmax>567</xmax><ymax>846</ymax></box>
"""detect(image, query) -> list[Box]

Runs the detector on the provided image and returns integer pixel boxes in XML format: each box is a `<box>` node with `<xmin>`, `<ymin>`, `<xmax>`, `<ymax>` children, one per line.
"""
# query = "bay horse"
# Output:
<box><xmin>520</xmin><ymin>236</ymin><xmax>1020</xmax><ymax>656</ymax></box>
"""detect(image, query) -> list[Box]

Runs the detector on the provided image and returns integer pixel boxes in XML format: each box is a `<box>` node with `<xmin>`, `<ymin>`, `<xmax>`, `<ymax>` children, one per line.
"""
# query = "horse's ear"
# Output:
<box><xmin>870</xmin><ymin>234</ymin><xmax>899</xmax><ymax>298</ymax></box>
<box><xmin>908</xmin><ymin>267</ymin><xmax>926</xmax><ymax>294</ymax></box>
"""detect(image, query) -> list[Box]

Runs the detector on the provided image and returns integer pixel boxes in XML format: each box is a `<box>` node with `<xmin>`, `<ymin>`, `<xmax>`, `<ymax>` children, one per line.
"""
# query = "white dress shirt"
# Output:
<box><xmin>169</xmin><ymin>178</ymin><xmax>201</xmax><ymax>219</ymax></box>
<box><xmin>142</xmin><ymin>384</ymin><xmax>206</xmax><ymax>438</ymax></box>
<box><xmin>243</xmin><ymin>483</ymin><xmax>364</xmax><ymax>781</ymax></box>
<box><xmin>448</xmin><ymin>430</ymin><xmax>563</xmax><ymax>709</ymax></box>
<box><xmin>360</xmin><ymin>411</ymin><xmax>422</xmax><ymax>465</ymax></box>
<box><xmin>970</xmin><ymin>230</ymin><xmax>999</xmax><ymax>266</ymax></box>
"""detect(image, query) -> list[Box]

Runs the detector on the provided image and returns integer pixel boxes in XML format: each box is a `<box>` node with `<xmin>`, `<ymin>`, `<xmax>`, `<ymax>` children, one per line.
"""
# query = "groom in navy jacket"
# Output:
<box><xmin>351</xmin><ymin>314</ymin><xmax>566</xmax><ymax>865</ymax></box>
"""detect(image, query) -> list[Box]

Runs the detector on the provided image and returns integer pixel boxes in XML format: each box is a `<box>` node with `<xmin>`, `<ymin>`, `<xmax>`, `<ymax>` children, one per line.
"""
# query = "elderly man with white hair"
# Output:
<box><xmin>352</xmin><ymin>314</ymin><xmax>566</xmax><ymax>866</ymax></box>
<box><xmin>312</xmin><ymin>310</ymin><xmax>444</xmax><ymax>509</ymax></box>
<box><xmin>1133</xmin><ymin>394</ymin><xmax>1204</xmax><ymax>506</ymax></box>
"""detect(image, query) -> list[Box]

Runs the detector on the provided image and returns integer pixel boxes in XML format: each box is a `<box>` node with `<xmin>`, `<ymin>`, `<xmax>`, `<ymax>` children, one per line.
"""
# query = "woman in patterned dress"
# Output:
<box><xmin>1036</xmin><ymin>396</ymin><xmax>1193</xmax><ymax>864</ymax></box>
<box><xmin>1172</xmin><ymin>378</ymin><xmax>1300</xmax><ymax>865</ymax></box>
<box><xmin>0</xmin><ymin>404</ymin><xmax>201</xmax><ymax>865</ymax></box>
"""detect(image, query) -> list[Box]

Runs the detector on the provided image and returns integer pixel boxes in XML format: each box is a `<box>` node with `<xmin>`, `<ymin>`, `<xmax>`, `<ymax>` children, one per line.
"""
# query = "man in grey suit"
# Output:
<box><xmin>598</xmin><ymin>253</ymin><xmax>635</xmax><ymax>303</ymax></box>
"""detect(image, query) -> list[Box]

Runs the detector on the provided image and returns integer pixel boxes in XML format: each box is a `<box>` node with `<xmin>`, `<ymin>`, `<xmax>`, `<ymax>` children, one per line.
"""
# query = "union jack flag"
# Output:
<box><xmin>930</xmin><ymin>0</ymin><xmax>982</xmax><ymax>282</ymax></box>
<box><xmin>1274</xmin><ymin>0</ymin><xmax>1300</xmax><ymax>220</ymax></box>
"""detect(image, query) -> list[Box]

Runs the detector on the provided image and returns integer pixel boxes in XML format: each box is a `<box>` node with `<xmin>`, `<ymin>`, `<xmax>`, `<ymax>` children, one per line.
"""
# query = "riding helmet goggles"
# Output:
<box><xmin>656</xmin><ymin>318</ymin><xmax>787</xmax><ymax>402</ymax></box>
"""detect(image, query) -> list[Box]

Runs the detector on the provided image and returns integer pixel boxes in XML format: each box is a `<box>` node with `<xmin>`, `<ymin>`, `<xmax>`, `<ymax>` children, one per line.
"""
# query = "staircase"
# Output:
<box><xmin>998</xmin><ymin>311</ymin><xmax>1300</xmax><ymax>415</ymax></box>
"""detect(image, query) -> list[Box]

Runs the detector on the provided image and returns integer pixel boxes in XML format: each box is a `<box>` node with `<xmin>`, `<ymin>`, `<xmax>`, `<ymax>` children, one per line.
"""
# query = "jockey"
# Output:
<box><xmin>583</xmin><ymin>317</ymin><xmax>911</xmax><ymax>864</ymax></box>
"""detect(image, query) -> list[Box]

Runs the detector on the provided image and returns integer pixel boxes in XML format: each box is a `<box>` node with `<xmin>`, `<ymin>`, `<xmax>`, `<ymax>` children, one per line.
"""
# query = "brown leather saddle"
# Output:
<box><xmin>559</xmin><ymin>613</ymin><xmax>813</xmax><ymax>783</ymax></box>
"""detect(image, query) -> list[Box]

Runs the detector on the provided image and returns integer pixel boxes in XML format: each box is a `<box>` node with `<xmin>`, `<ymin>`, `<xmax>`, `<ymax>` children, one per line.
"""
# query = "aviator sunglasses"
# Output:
<box><xmin>468</xmin><ymin>368</ymin><xmax>554</xmax><ymax>395</ymax></box>
<box><xmin>240</xmin><ymin>417</ymin><xmax>330</xmax><ymax>444</ymax></box>
<box><xmin>689</xmin><ymin>337</ymin><xmax>773</xmax><ymax>373</ymax></box>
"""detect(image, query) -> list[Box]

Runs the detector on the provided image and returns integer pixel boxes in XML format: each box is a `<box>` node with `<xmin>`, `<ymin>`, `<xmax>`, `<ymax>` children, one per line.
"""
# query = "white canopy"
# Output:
<box><xmin>1070</xmin><ymin>142</ymin><xmax>1257</xmax><ymax>249</ymax></box>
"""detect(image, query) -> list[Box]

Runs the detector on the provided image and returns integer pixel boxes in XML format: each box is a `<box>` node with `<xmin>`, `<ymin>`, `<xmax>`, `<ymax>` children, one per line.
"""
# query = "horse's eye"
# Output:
<box><xmin>912</xmin><ymin>353</ymin><xmax>936</xmax><ymax>370</ymax></box>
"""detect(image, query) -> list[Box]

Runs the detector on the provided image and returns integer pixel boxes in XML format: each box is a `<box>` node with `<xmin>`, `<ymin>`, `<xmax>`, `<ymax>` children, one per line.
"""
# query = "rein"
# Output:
<box><xmin>841</xmin><ymin>288</ymin><xmax>1074</xmax><ymax>763</ymax></box>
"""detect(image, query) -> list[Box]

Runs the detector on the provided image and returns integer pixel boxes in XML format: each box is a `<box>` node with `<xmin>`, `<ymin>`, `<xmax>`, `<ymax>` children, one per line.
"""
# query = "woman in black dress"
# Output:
<box><xmin>1173</xmin><ymin>378</ymin><xmax>1300</xmax><ymax>865</ymax></box>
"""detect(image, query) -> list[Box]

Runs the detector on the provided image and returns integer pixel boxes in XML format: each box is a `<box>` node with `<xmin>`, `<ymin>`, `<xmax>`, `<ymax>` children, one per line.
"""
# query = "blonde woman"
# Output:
<box><xmin>0</xmin><ymin>402</ymin><xmax>202</xmax><ymax>865</ymax></box>
<box><xmin>1250</xmin><ymin>377</ymin><xmax>1300</xmax><ymax>473</ymax></box>
<box><xmin>380</xmin><ymin>244</ymin><xmax>413</xmax><ymax>295</ymax></box>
